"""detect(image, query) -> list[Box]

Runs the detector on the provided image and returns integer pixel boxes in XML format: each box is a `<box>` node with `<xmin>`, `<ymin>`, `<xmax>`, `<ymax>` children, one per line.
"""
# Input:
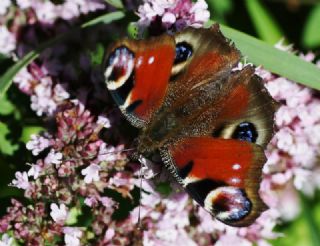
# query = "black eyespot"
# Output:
<box><xmin>232</xmin><ymin>122</ymin><xmax>258</xmax><ymax>143</ymax></box>
<box><xmin>174</xmin><ymin>42</ymin><xmax>193</xmax><ymax>64</ymax></box>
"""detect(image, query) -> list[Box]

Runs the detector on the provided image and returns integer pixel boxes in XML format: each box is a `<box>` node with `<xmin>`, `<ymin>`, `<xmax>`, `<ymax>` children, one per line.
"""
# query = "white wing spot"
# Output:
<box><xmin>232</xmin><ymin>163</ymin><xmax>241</xmax><ymax>170</ymax></box>
<box><xmin>148</xmin><ymin>56</ymin><xmax>155</xmax><ymax>64</ymax></box>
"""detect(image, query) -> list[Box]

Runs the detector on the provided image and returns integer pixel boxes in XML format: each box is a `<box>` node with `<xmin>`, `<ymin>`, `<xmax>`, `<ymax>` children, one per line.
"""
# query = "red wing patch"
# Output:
<box><xmin>162</xmin><ymin>137</ymin><xmax>267</xmax><ymax>227</ymax></box>
<box><xmin>171</xmin><ymin>137</ymin><xmax>255</xmax><ymax>188</ymax></box>
<box><xmin>219</xmin><ymin>84</ymin><xmax>250</xmax><ymax>119</ymax></box>
<box><xmin>131</xmin><ymin>44</ymin><xmax>175</xmax><ymax>121</ymax></box>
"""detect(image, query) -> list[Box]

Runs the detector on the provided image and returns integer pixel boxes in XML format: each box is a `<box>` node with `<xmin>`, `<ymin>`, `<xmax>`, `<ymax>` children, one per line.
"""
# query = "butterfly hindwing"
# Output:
<box><xmin>161</xmin><ymin>137</ymin><xmax>267</xmax><ymax>227</ymax></box>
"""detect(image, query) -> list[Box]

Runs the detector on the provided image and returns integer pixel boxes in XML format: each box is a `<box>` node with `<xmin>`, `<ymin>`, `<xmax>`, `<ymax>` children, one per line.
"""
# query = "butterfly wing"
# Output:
<box><xmin>159</xmin><ymin>66</ymin><xmax>278</xmax><ymax>227</ymax></box>
<box><xmin>103</xmin><ymin>35</ymin><xmax>176</xmax><ymax>128</ymax></box>
<box><xmin>160</xmin><ymin>137</ymin><xmax>266</xmax><ymax>227</ymax></box>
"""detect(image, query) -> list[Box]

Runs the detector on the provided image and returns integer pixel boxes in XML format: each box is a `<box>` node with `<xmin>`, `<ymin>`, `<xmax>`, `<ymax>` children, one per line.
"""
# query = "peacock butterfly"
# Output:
<box><xmin>102</xmin><ymin>24</ymin><xmax>278</xmax><ymax>227</ymax></box>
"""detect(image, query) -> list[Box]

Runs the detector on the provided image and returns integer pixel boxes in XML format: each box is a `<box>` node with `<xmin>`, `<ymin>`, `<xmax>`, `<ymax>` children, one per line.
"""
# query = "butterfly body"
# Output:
<box><xmin>103</xmin><ymin>24</ymin><xmax>278</xmax><ymax>227</ymax></box>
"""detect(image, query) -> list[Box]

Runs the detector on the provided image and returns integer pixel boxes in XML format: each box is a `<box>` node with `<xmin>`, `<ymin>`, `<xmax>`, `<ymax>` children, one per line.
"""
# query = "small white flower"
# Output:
<box><xmin>97</xmin><ymin>115</ymin><xmax>111</xmax><ymax>128</ymax></box>
<box><xmin>35</xmin><ymin>1</ymin><xmax>58</xmax><ymax>23</ymax></box>
<box><xmin>190</xmin><ymin>0</ymin><xmax>210</xmax><ymax>23</ymax></box>
<box><xmin>50</xmin><ymin>203</ymin><xmax>68</xmax><ymax>224</ymax></box>
<box><xmin>26</xmin><ymin>134</ymin><xmax>51</xmax><ymax>156</ymax></box>
<box><xmin>0</xmin><ymin>26</ymin><xmax>16</xmax><ymax>56</ymax></box>
<box><xmin>63</xmin><ymin>227</ymin><xmax>82</xmax><ymax>246</ymax></box>
<box><xmin>44</xmin><ymin>149</ymin><xmax>63</xmax><ymax>166</ymax></box>
<box><xmin>162</xmin><ymin>12</ymin><xmax>176</xmax><ymax>24</ymax></box>
<box><xmin>0</xmin><ymin>0</ymin><xmax>11</xmax><ymax>16</ymax></box>
<box><xmin>84</xmin><ymin>196</ymin><xmax>98</xmax><ymax>207</ymax></box>
<box><xmin>53</xmin><ymin>83</ymin><xmax>70</xmax><ymax>102</ymax></box>
<box><xmin>100</xmin><ymin>196</ymin><xmax>115</xmax><ymax>208</ymax></box>
<box><xmin>104</xmin><ymin>228</ymin><xmax>115</xmax><ymax>242</ymax></box>
<box><xmin>11</xmin><ymin>171</ymin><xmax>30</xmax><ymax>190</ymax></box>
<box><xmin>81</xmin><ymin>164</ymin><xmax>101</xmax><ymax>183</ymax></box>
<box><xmin>0</xmin><ymin>234</ymin><xmax>13</xmax><ymax>246</ymax></box>
<box><xmin>16</xmin><ymin>0</ymin><xmax>32</xmax><ymax>9</ymax></box>
<box><xmin>27</xmin><ymin>164</ymin><xmax>42</xmax><ymax>179</ymax></box>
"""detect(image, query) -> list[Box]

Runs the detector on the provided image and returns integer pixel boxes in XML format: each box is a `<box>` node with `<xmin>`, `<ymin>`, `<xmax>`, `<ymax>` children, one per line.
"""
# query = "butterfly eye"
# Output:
<box><xmin>232</xmin><ymin>122</ymin><xmax>258</xmax><ymax>143</ymax></box>
<box><xmin>174</xmin><ymin>42</ymin><xmax>193</xmax><ymax>64</ymax></box>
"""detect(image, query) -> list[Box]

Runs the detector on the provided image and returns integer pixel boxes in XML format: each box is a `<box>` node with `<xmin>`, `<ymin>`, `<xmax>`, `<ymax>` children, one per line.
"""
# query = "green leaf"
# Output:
<box><xmin>219</xmin><ymin>24</ymin><xmax>320</xmax><ymax>91</ymax></box>
<box><xmin>20</xmin><ymin>126</ymin><xmax>44</xmax><ymax>143</ymax></box>
<box><xmin>0</xmin><ymin>11</ymin><xmax>125</xmax><ymax>96</ymax></box>
<box><xmin>0</xmin><ymin>94</ymin><xmax>15</xmax><ymax>115</ymax></box>
<box><xmin>0</xmin><ymin>122</ymin><xmax>19</xmax><ymax>155</ymax></box>
<box><xmin>245</xmin><ymin>0</ymin><xmax>284</xmax><ymax>44</ymax></box>
<box><xmin>104</xmin><ymin>0</ymin><xmax>124</xmax><ymax>9</ymax></box>
<box><xmin>81</xmin><ymin>11</ymin><xmax>125</xmax><ymax>28</ymax></box>
<box><xmin>302</xmin><ymin>4</ymin><xmax>320</xmax><ymax>48</ymax></box>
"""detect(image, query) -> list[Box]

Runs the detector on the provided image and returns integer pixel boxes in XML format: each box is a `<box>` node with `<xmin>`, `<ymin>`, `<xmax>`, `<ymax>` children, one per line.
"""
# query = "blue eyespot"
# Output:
<box><xmin>232</xmin><ymin>122</ymin><xmax>258</xmax><ymax>143</ymax></box>
<box><xmin>174</xmin><ymin>42</ymin><xmax>193</xmax><ymax>64</ymax></box>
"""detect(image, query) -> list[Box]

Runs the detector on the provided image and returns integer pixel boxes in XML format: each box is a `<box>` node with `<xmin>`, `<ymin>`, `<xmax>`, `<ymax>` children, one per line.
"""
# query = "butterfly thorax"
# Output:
<box><xmin>136</xmin><ymin>112</ymin><xmax>178</xmax><ymax>156</ymax></box>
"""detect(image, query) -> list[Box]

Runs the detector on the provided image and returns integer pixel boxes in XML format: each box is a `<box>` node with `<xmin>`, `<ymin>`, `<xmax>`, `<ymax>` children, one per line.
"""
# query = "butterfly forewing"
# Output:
<box><xmin>103</xmin><ymin>35</ymin><xmax>176</xmax><ymax>128</ymax></box>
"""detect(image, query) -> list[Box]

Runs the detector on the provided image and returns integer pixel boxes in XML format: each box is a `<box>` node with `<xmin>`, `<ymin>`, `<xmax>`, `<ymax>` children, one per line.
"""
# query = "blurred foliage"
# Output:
<box><xmin>208</xmin><ymin>0</ymin><xmax>320</xmax><ymax>50</ymax></box>
<box><xmin>272</xmin><ymin>191</ymin><xmax>320</xmax><ymax>246</ymax></box>
<box><xmin>302</xmin><ymin>4</ymin><xmax>320</xmax><ymax>48</ymax></box>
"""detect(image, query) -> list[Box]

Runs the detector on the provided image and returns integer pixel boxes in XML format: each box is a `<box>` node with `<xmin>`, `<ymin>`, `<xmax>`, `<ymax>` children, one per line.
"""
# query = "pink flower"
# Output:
<box><xmin>26</xmin><ymin>134</ymin><xmax>51</xmax><ymax>156</ymax></box>
<box><xmin>11</xmin><ymin>172</ymin><xmax>30</xmax><ymax>190</ymax></box>
<box><xmin>100</xmin><ymin>197</ymin><xmax>115</xmax><ymax>208</ymax></box>
<box><xmin>81</xmin><ymin>164</ymin><xmax>101</xmax><ymax>183</ymax></box>
<box><xmin>97</xmin><ymin>115</ymin><xmax>111</xmax><ymax>128</ymax></box>
<box><xmin>50</xmin><ymin>203</ymin><xmax>68</xmax><ymax>224</ymax></box>
<box><xmin>216</xmin><ymin>234</ymin><xmax>252</xmax><ymax>246</ymax></box>
<box><xmin>137</xmin><ymin>0</ymin><xmax>210</xmax><ymax>32</ymax></box>
<box><xmin>0</xmin><ymin>26</ymin><xmax>16</xmax><ymax>55</ymax></box>
<box><xmin>13</xmin><ymin>68</ymin><xmax>34</xmax><ymax>95</ymax></box>
<box><xmin>44</xmin><ymin>149</ymin><xmax>63</xmax><ymax>166</ymax></box>
<box><xmin>84</xmin><ymin>196</ymin><xmax>99</xmax><ymax>207</ymax></box>
<box><xmin>104</xmin><ymin>228</ymin><xmax>115</xmax><ymax>242</ymax></box>
<box><xmin>63</xmin><ymin>227</ymin><xmax>82</xmax><ymax>246</ymax></box>
<box><xmin>35</xmin><ymin>2</ymin><xmax>58</xmax><ymax>23</ymax></box>
<box><xmin>189</xmin><ymin>0</ymin><xmax>210</xmax><ymax>26</ymax></box>
<box><xmin>27</xmin><ymin>164</ymin><xmax>42</xmax><ymax>179</ymax></box>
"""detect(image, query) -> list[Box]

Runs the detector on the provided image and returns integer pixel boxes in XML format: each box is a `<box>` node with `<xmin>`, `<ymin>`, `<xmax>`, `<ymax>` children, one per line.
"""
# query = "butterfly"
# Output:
<box><xmin>102</xmin><ymin>24</ymin><xmax>278</xmax><ymax>227</ymax></box>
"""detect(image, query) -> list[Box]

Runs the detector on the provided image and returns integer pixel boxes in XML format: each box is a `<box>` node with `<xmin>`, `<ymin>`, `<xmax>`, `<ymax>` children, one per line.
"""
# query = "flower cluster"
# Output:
<box><xmin>137</xmin><ymin>0</ymin><xmax>210</xmax><ymax>33</ymax></box>
<box><xmin>1</xmin><ymin>100</ymin><xmax>135</xmax><ymax>245</ymax></box>
<box><xmin>0</xmin><ymin>0</ymin><xmax>320</xmax><ymax>245</ymax></box>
